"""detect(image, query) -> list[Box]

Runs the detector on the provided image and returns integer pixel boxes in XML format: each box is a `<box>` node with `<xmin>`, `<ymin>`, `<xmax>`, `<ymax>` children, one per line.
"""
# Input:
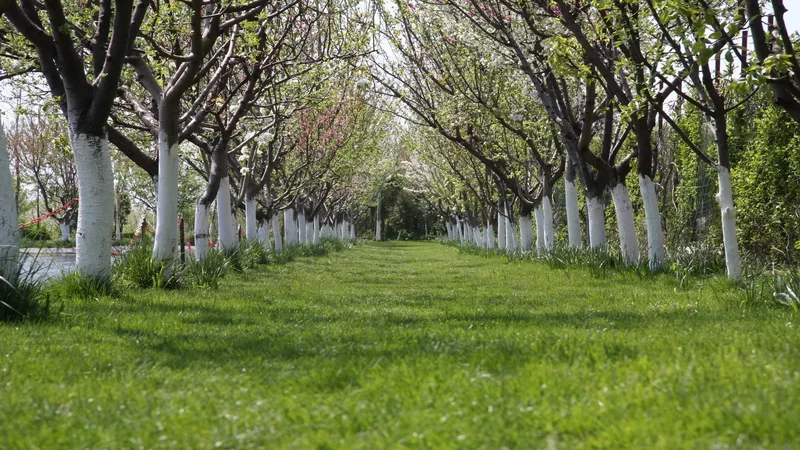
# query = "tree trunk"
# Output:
<box><xmin>0</xmin><ymin>121</ymin><xmax>20</xmax><ymax>279</ymax></box>
<box><xmin>272</xmin><ymin>212</ymin><xmax>283</xmax><ymax>252</ymax></box>
<box><xmin>194</xmin><ymin>202</ymin><xmax>210</xmax><ymax>260</ymax></box>
<box><xmin>59</xmin><ymin>219</ymin><xmax>71</xmax><ymax>242</ymax></box>
<box><xmin>610</xmin><ymin>182</ymin><xmax>640</xmax><ymax>265</ymax></box>
<box><xmin>216</xmin><ymin>177</ymin><xmax>237</xmax><ymax>252</ymax></box>
<box><xmin>73</xmin><ymin>132</ymin><xmax>114</xmax><ymax>280</ymax></box>
<box><xmin>114</xmin><ymin>194</ymin><xmax>122</xmax><ymax>242</ymax></box>
<box><xmin>257</xmin><ymin>219</ymin><xmax>269</xmax><ymax>246</ymax></box>
<box><xmin>486</xmin><ymin>223</ymin><xmax>495</xmax><ymax>249</ymax></box>
<box><xmin>505</xmin><ymin>205</ymin><xmax>517</xmax><ymax>253</ymax></box>
<box><xmin>313</xmin><ymin>215</ymin><xmax>320</xmax><ymax>244</ymax></box>
<box><xmin>718</xmin><ymin>167</ymin><xmax>742</xmax><ymax>280</ymax></box>
<box><xmin>565</xmin><ymin>163</ymin><xmax>582</xmax><ymax>248</ymax></box>
<box><xmin>639</xmin><ymin>174</ymin><xmax>665</xmax><ymax>270</ymax></box>
<box><xmin>542</xmin><ymin>195</ymin><xmax>555</xmax><ymax>251</ymax></box>
<box><xmin>534</xmin><ymin>204</ymin><xmax>545</xmax><ymax>255</ymax></box>
<box><xmin>298</xmin><ymin>210</ymin><xmax>306</xmax><ymax>244</ymax></box>
<box><xmin>586</xmin><ymin>194</ymin><xmax>607</xmax><ymax>249</ymax></box>
<box><xmin>245</xmin><ymin>195</ymin><xmax>258</xmax><ymax>241</ymax></box>
<box><xmin>519</xmin><ymin>211</ymin><xmax>534</xmax><ymax>251</ymax></box>
<box><xmin>152</xmin><ymin>130</ymin><xmax>179</xmax><ymax>265</ymax></box>
<box><xmin>375</xmin><ymin>193</ymin><xmax>382</xmax><ymax>241</ymax></box>
<box><xmin>284</xmin><ymin>209</ymin><xmax>295</xmax><ymax>246</ymax></box>
<box><xmin>497</xmin><ymin>210</ymin><xmax>506</xmax><ymax>250</ymax></box>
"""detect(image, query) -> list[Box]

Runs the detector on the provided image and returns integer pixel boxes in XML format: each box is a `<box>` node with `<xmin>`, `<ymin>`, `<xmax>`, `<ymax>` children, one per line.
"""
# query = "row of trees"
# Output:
<box><xmin>368</xmin><ymin>0</ymin><xmax>799</xmax><ymax>279</ymax></box>
<box><xmin>0</xmin><ymin>0</ymin><xmax>391</xmax><ymax>281</ymax></box>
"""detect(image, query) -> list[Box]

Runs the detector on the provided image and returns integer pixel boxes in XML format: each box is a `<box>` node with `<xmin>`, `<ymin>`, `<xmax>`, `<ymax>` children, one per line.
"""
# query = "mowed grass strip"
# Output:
<box><xmin>1</xmin><ymin>242</ymin><xmax>798</xmax><ymax>449</ymax></box>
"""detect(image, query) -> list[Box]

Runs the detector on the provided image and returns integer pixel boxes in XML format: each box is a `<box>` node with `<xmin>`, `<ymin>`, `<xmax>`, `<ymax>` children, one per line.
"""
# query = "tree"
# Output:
<box><xmin>2</xmin><ymin>0</ymin><xmax>143</xmax><ymax>280</ymax></box>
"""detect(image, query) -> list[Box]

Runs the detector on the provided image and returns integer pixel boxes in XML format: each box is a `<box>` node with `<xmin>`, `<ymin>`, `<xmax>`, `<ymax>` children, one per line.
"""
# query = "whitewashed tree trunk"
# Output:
<box><xmin>114</xmin><ymin>203</ymin><xmax>122</xmax><ymax>241</ymax></box>
<box><xmin>245</xmin><ymin>196</ymin><xmax>258</xmax><ymax>241</ymax></box>
<box><xmin>487</xmin><ymin>223</ymin><xmax>495</xmax><ymax>249</ymax></box>
<box><xmin>216</xmin><ymin>177</ymin><xmax>237</xmax><ymax>252</ymax></box>
<box><xmin>610</xmin><ymin>182</ymin><xmax>640</xmax><ymax>265</ymax></box>
<box><xmin>565</xmin><ymin>177</ymin><xmax>582</xmax><ymax>248</ymax></box>
<box><xmin>152</xmin><ymin>132</ymin><xmax>179</xmax><ymax>264</ymax></box>
<box><xmin>298</xmin><ymin>211</ymin><xmax>306</xmax><ymax>244</ymax></box>
<box><xmin>0</xmin><ymin>121</ymin><xmax>20</xmax><ymax>279</ymax></box>
<box><xmin>717</xmin><ymin>167</ymin><xmax>742</xmax><ymax>280</ymax></box>
<box><xmin>194</xmin><ymin>203</ymin><xmax>209</xmax><ymax>260</ymax></box>
<box><xmin>639</xmin><ymin>174</ymin><xmax>665</xmax><ymax>271</ymax></box>
<box><xmin>59</xmin><ymin>220</ymin><xmax>71</xmax><ymax>242</ymax></box>
<box><xmin>313</xmin><ymin>216</ymin><xmax>320</xmax><ymax>244</ymax></box>
<box><xmin>542</xmin><ymin>195</ymin><xmax>555</xmax><ymax>251</ymax></box>
<box><xmin>349</xmin><ymin>222</ymin><xmax>355</xmax><ymax>239</ymax></box>
<box><xmin>497</xmin><ymin>212</ymin><xmax>506</xmax><ymax>250</ymax></box>
<box><xmin>519</xmin><ymin>213</ymin><xmax>534</xmax><ymax>251</ymax></box>
<box><xmin>272</xmin><ymin>212</ymin><xmax>283</xmax><ymax>252</ymax></box>
<box><xmin>586</xmin><ymin>196</ymin><xmax>607</xmax><ymax>249</ymax></box>
<box><xmin>376</xmin><ymin>193</ymin><xmax>382</xmax><ymax>241</ymax></box>
<box><xmin>257</xmin><ymin>220</ymin><xmax>269</xmax><ymax>246</ymax></box>
<box><xmin>284</xmin><ymin>209</ymin><xmax>295</xmax><ymax>246</ymax></box>
<box><xmin>534</xmin><ymin>205</ymin><xmax>545</xmax><ymax>254</ymax></box>
<box><xmin>72</xmin><ymin>132</ymin><xmax>114</xmax><ymax>279</ymax></box>
<box><xmin>506</xmin><ymin>218</ymin><xmax>518</xmax><ymax>253</ymax></box>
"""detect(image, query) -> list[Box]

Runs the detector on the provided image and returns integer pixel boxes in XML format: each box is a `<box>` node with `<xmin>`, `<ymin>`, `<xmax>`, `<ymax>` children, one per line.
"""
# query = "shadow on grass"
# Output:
<box><xmin>102</xmin><ymin>300</ymin><xmax>753</xmax><ymax>375</ymax></box>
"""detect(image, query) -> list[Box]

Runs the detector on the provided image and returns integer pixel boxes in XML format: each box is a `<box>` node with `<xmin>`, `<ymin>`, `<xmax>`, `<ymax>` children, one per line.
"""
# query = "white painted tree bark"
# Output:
<box><xmin>519</xmin><ymin>213</ymin><xmax>534</xmax><ymax>251</ymax></box>
<box><xmin>60</xmin><ymin>221</ymin><xmax>71</xmax><ymax>242</ymax></box>
<box><xmin>542</xmin><ymin>196</ymin><xmax>555</xmax><ymax>251</ymax></box>
<box><xmin>376</xmin><ymin>193</ymin><xmax>382</xmax><ymax>241</ymax></box>
<box><xmin>257</xmin><ymin>220</ymin><xmax>269</xmax><ymax>246</ymax></box>
<box><xmin>534</xmin><ymin>205</ymin><xmax>545</xmax><ymax>254</ymax></box>
<box><xmin>610</xmin><ymin>183</ymin><xmax>640</xmax><ymax>265</ymax></box>
<box><xmin>313</xmin><ymin>216</ymin><xmax>320</xmax><ymax>244</ymax></box>
<box><xmin>717</xmin><ymin>167</ymin><xmax>742</xmax><ymax>280</ymax></box>
<box><xmin>72</xmin><ymin>133</ymin><xmax>115</xmax><ymax>279</ymax></box>
<box><xmin>565</xmin><ymin>177</ymin><xmax>582</xmax><ymax>248</ymax></box>
<box><xmin>586</xmin><ymin>196</ymin><xmax>607</xmax><ymax>249</ymax></box>
<box><xmin>506</xmin><ymin>218</ymin><xmax>518</xmax><ymax>253</ymax></box>
<box><xmin>298</xmin><ymin>211</ymin><xmax>306</xmax><ymax>244</ymax></box>
<box><xmin>0</xmin><ymin>121</ymin><xmax>20</xmax><ymax>279</ymax></box>
<box><xmin>194</xmin><ymin>202</ymin><xmax>210</xmax><ymax>260</ymax></box>
<box><xmin>245</xmin><ymin>196</ymin><xmax>258</xmax><ymax>241</ymax></box>
<box><xmin>272</xmin><ymin>212</ymin><xmax>283</xmax><ymax>252</ymax></box>
<box><xmin>152</xmin><ymin>132</ymin><xmax>179</xmax><ymax>264</ymax></box>
<box><xmin>283</xmin><ymin>209</ymin><xmax>295</xmax><ymax>246</ymax></box>
<box><xmin>216</xmin><ymin>177</ymin><xmax>237</xmax><ymax>252</ymax></box>
<box><xmin>497</xmin><ymin>212</ymin><xmax>506</xmax><ymax>250</ymax></box>
<box><xmin>486</xmin><ymin>223</ymin><xmax>495</xmax><ymax>249</ymax></box>
<box><xmin>639</xmin><ymin>174</ymin><xmax>665</xmax><ymax>271</ymax></box>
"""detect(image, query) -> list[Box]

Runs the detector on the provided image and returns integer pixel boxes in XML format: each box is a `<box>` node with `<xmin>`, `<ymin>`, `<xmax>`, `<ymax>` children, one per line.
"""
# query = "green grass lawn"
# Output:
<box><xmin>2</xmin><ymin>242</ymin><xmax>798</xmax><ymax>448</ymax></box>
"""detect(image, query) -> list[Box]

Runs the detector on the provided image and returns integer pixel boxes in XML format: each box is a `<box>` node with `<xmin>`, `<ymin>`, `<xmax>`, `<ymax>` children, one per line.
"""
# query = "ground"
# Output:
<box><xmin>1</xmin><ymin>242</ymin><xmax>798</xmax><ymax>448</ymax></box>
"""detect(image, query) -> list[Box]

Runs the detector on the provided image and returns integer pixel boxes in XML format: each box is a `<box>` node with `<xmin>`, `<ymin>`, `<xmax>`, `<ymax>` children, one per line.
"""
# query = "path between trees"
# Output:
<box><xmin>2</xmin><ymin>242</ymin><xmax>799</xmax><ymax>448</ymax></box>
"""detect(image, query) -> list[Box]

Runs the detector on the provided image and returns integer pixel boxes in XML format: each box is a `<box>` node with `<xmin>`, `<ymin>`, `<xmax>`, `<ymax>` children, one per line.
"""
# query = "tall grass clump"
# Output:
<box><xmin>0</xmin><ymin>257</ymin><xmax>52</xmax><ymax>322</ymax></box>
<box><xmin>113</xmin><ymin>235</ymin><xmax>181</xmax><ymax>289</ymax></box>
<box><xmin>183</xmin><ymin>250</ymin><xmax>229</xmax><ymax>289</ymax></box>
<box><xmin>48</xmin><ymin>271</ymin><xmax>116</xmax><ymax>301</ymax></box>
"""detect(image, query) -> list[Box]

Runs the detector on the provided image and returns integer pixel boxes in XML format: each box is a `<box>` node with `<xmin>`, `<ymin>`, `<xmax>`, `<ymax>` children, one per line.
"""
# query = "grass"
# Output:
<box><xmin>1</xmin><ymin>241</ymin><xmax>798</xmax><ymax>448</ymax></box>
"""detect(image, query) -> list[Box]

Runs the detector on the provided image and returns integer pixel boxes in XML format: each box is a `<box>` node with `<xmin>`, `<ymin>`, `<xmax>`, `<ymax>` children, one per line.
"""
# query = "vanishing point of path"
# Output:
<box><xmin>2</xmin><ymin>242</ymin><xmax>799</xmax><ymax>448</ymax></box>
